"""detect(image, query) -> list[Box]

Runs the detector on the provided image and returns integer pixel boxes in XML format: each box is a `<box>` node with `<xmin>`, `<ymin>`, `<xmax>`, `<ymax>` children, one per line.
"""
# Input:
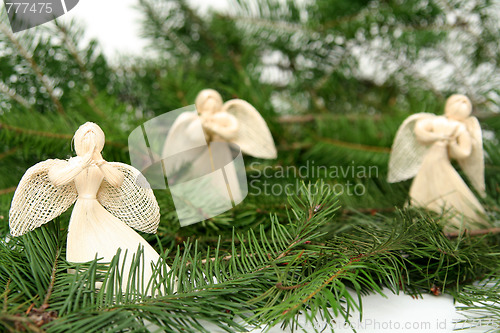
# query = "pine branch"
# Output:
<box><xmin>0</xmin><ymin>80</ymin><xmax>31</xmax><ymax>109</ymax></box>
<box><xmin>41</xmin><ymin>252</ymin><xmax>59</xmax><ymax>306</ymax></box>
<box><xmin>0</xmin><ymin>23</ymin><xmax>66</xmax><ymax>116</ymax></box>
<box><xmin>1</xmin><ymin>182</ymin><xmax>499</xmax><ymax>332</ymax></box>
<box><xmin>445</xmin><ymin>227</ymin><xmax>500</xmax><ymax>238</ymax></box>
<box><xmin>54</xmin><ymin>21</ymin><xmax>105</xmax><ymax>118</ymax></box>
<box><xmin>0</xmin><ymin>122</ymin><xmax>126</xmax><ymax>148</ymax></box>
<box><xmin>221</xmin><ymin>14</ymin><xmax>306</xmax><ymax>33</ymax></box>
<box><xmin>1</xmin><ymin>1</ymin><xmax>500</xmax><ymax>331</ymax></box>
<box><xmin>0</xmin><ymin>122</ymin><xmax>73</xmax><ymax>140</ymax></box>
<box><xmin>454</xmin><ymin>276</ymin><xmax>500</xmax><ymax>331</ymax></box>
<box><xmin>0</xmin><ymin>148</ymin><xmax>18</xmax><ymax>160</ymax></box>
<box><xmin>317</xmin><ymin>137</ymin><xmax>391</xmax><ymax>153</ymax></box>
<box><xmin>0</xmin><ymin>187</ymin><xmax>16</xmax><ymax>195</ymax></box>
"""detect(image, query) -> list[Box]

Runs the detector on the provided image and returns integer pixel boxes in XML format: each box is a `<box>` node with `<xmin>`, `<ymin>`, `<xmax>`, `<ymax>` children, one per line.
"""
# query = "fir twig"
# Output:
<box><xmin>0</xmin><ymin>122</ymin><xmax>73</xmax><ymax>140</ymax></box>
<box><xmin>0</xmin><ymin>187</ymin><xmax>16</xmax><ymax>195</ymax></box>
<box><xmin>0</xmin><ymin>122</ymin><xmax>126</xmax><ymax>148</ymax></box>
<box><xmin>318</xmin><ymin>137</ymin><xmax>391</xmax><ymax>153</ymax></box>
<box><xmin>0</xmin><ymin>81</ymin><xmax>31</xmax><ymax>109</ymax></box>
<box><xmin>0</xmin><ymin>23</ymin><xmax>66</xmax><ymax>116</ymax></box>
<box><xmin>445</xmin><ymin>227</ymin><xmax>500</xmax><ymax>238</ymax></box>
<box><xmin>0</xmin><ymin>148</ymin><xmax>18</xmax><ymax>161</ymax></box>
<box><xmin>54</xmin><ymin>22</ymin><xmax>105</xmax><ymax>118</ymax></box>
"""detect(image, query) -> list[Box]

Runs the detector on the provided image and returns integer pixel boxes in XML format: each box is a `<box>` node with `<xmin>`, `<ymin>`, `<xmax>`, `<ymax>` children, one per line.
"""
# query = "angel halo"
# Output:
<box><xmin>388</xmin><ymin>94</ymin><xmax>489</xmax><ymax>231</ymax></box>
<box><xmin>9</xmin><ymin>122</ymin><xmax>168</xmax><ymax>292</ymax></box>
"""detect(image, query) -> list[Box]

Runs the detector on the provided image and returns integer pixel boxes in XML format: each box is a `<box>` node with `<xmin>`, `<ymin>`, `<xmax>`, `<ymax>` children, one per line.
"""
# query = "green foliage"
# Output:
<box><xmin>0</xmin><ymin>0</ymin><xmax>500</xmax><ymax>331</ymax></box>
<box><xmin>0</xmin><ymin>183</ymin><xmax>498</xmax><ymax>332</ymax></box>
<box><xmin>454</xmin><ymin>276</ymin><xmax>500</xmax><ymax>331</ymax></box>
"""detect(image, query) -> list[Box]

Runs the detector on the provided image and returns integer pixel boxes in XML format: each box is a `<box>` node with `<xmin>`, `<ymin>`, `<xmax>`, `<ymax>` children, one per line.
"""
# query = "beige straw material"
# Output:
<box><xmin>191</xmin><ymin>89</ymin><xmax>277</xmax><ymax>159</ymax></box>
<box><xmin>387</xmin><ymin>95</ymin><xmax>488</xmax><ymax>231</ymax></box>
<box><xmin>9</xmin><ymin>159</ymin><xmax>78</xmax><ymax>236</ymax></box>
<box><xmin>97</xmin><ymin>162</ymin><xmax>160</xmax><ymax>234</ymax></box>
<box><xmin>8</xmin><ymin>122</ymin><xmax>168</xmax><ymax>295</ymax></box>
<box><xmin>387</xmin><ymin>113</ymin><xmax>432</xmax><ymax>183</ymax></box>
<box><xmin>221</xmin><ymin>99</ymin><xmax>277</xmax><ymax>159</ymax></box>
<box><xmin>457</xmin><ymin>116</ymin><xmax>485</xmax><ymax>197</ymax></box>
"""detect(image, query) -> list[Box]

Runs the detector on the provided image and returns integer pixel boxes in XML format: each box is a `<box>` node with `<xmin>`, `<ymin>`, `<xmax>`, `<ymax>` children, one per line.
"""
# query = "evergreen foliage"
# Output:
<box><xmin>0</xmin><ymin>0</ymin><xmax>499</xmax><ymax>332</ymax></box>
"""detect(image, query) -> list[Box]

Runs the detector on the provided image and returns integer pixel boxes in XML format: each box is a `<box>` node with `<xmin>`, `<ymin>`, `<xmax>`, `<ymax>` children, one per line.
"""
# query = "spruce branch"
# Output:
<box><xmin>317</xmin><ymin>137</ymin><xmax>391</xmax><ymax>153</ymax></box>
<box><xmin>0</xmin><ymin>122</ymin><xmax>73</xmax><ymax>140</ymax></box>
<box><xmin>139</xmin><ymin>0</ymin><xmax>191</xmax><ymax>57</ymax></box>
<box><xmin>445</xmin><ymin>227</ymin><xmax>500</xmax><ymax>238</ymax></box>
<box><xmin>221</xmin><ymin>14</ymin><xmax>306</xmax><ymax>34</ymax></box>
<box><xmin>53</xmin><ymin>21</ymin><xmax>105</xmax><ymax>118</ymax></box>
<box><xmin>0</xmin><ymin>148</ymin><xmax>18</xmax><ymax>161</ymax></box>
<box><xmin>0</xmin><ymin>81</ymin><xmax>31</xmax><ymax>109</ymax></box>
<box><xmin>453</xmin><ymin>276</ymin><xmax>500</xmax><ymax>331</ymax></box>
<box><xmin>0</xmin><ymin>187</ymin><xmax>16</xmax><ymax>195</ymax></box>
<box><xmin>2</xmin><ymin>280</ymin><xmax>10</xmax><ymax>313</ymax></box>
<box><xmin>0</xmin><ymin>313</ymin><xmax>47</xmax><ymax>333</ymax></box>
<box><xmin>41</xmin><ymin>252</ymin><xmax>59</xmax><ymax>307</ymax></box>
<box><xmin>0</xmin><ymin>23</ymin><xmax>66</xmax><ymax>116</ymax></box>
<box><xmin>437</xmin><ymin>45</ymin><xmax>477</xmax><ymax>103</ymax></box>
<box><xmin>1</xmin><ymin>182</ymin><xmax>499</xmax><ymax>332</ymax></box>
<box><xmin>1</xmin><ymin>1</ymin><xmax>500</xmax><ymax>331</ymax></box>
<box><xmin>53</xmin><ymin>22</ymin><xmax>98</xmax><ymax>96</ymax></box>
<box><xmin>0</xmin><ymin>122</ymin><xmax>126</xmax><ymax>149</ymax></box>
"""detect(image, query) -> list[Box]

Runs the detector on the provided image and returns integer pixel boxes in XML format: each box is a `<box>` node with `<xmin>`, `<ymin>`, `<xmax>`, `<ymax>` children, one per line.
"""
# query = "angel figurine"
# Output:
<box><xmin>159</xmin><ymin>89</ymin><xmax>277</xmax><ymax>224</ymax></box>
<box><xmin>9</xmin><ymin>122</ymin><xmax>168</xmax><ymax>292</ymax></box>
<box><xmin>388</xmin><ymin>94</ymin><xmax>490</xmax><ymax>231</ymax></box>
<box><xmin>163</xmin><ymin>89</ymin><xmax>277</xmax><ymax>160</ymax></box>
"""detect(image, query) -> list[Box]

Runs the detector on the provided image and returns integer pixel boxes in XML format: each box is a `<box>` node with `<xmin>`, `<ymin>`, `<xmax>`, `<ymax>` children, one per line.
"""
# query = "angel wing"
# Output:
<box><xmin>221</xmin><ymin>99</ymin><xmax>277</xmax><ymax>159</ymax></box>
<box><xmin>387</xmin><ymin>113</ymin><xmax>435</xmax><ymax>183</ymax></box>
<box><xmin>9</xmin><ymin>159</ymin><xmax>78</xmax><ymax>236</ymax></box>
<box><xmin>97</xmin><ymin>162</ymin><xmax>160</xmax><ymax>234</ymax></box>
<box><xmin>162</xmin><ymin>111</ymin><xmax>206</xmax><ymax>158</ymax></box>
<box><xmin>161</xmin><ymin>111</ymin><xmax>209</xmax><ymax>177</ymax></box>
<box><xmin>457</xmin><ymin>116</ymin><xmax>485</xmax><ymax>197</ymax></box>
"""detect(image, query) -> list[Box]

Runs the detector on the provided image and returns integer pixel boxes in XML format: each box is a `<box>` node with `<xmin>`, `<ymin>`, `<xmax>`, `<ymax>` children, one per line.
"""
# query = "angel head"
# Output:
<box><xmin>73</xmin><ymin>122</ymin><xmax>105</xmax><ymax>157</ymax></box>
<box><xmin>195</xmin><ymin>89</ymin><xmax>224</xmax><ymax>116</ymax></box>
<box><xmin>194</xmin><ymin>89</ymin><xmax>239</xmax><ymax>141</ymax></box>
<box><xmin>444</xmin><ymin>94</ymin><xmax>472</xmax><ymax>121</ymax></box>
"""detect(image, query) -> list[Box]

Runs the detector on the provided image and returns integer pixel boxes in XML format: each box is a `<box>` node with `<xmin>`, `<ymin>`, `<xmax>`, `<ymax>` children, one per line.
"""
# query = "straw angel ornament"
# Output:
<box><xmin>9</xmin><ymin>122</ymin><xmax>168</xmax><ymax>288</ymax></box>
<box><xmin>161</xmin><ymin>89</ymin><xmax>277</xmax><ymax>212</ymax></box>
<box><xmin>388</xmin><ymin>94</ymin><xmax>489</xmax><ymax>231</ymax></box>
<box><xmin>163</xmin><ymin>89</ymin><xmax>277</xmax><ymax>160</ymax></box>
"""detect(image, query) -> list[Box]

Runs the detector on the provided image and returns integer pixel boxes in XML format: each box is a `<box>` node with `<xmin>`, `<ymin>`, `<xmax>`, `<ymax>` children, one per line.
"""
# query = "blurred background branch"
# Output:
<box><xmin>0</xmin><ymin>0</ymin><xmax>499</xmax><ymax>331</ymax></box>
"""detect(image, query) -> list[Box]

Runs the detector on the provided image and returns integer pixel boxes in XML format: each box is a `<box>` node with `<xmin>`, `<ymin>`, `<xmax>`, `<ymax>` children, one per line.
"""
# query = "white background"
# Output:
<box><xmin>58</xmin><ymin>1</ymin><xmax>492</xmax><ymax>332</ymax></box>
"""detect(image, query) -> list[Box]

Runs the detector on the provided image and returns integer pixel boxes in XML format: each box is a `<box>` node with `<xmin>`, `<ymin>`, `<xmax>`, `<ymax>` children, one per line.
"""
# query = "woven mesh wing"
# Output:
<box><xmin>387</xmin><ymin>113</ymin><xmax>433</xmax><ymax>183</ymax></box>
<box><xmin>9</xmin><ymin>159</ymin><xmax>78</xmax><ymax>236</ymax></box>
<box><xmin>97</xmin><ymin>162</ymin><xmax>160</xmax><ymax>234</ymax></box>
